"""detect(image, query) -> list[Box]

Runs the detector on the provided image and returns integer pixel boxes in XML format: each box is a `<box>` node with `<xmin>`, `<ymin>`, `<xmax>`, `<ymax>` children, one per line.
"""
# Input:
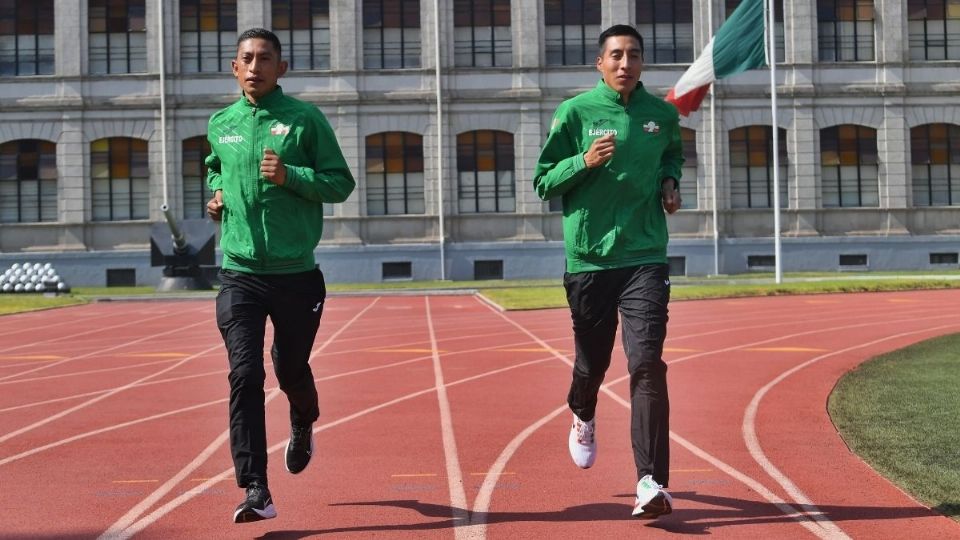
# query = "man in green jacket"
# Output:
<box><xmin>205</xmin><ymin>28</ymin><xmax>355</xmax><ymax>524</ymax></box>
<box><xmin>534</xmin><ymin>24</ymin><xmax>683</xmax><ymax>519</ymax></box>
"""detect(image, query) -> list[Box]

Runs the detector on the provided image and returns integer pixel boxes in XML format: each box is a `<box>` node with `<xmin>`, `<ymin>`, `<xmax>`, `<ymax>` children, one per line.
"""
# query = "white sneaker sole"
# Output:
<box><xmin>233</xmin><ymin>503</ymin><xmax>277</xmax><ymax>523</ymax></box>
<box><xmin>632</xmin><ymin>491</ymin><xmax>673</xmax><ymax>519</ymax></box>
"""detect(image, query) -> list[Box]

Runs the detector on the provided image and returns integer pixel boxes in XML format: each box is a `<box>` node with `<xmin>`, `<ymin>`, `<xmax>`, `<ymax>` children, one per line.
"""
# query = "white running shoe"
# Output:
<box><xmin>632</xmin><ymin>474</ymin><xmax>673</xmax><ymax>519</ymax></box>
<box><xmin>568</xmin><ymin>414</ymin><xmax>597</xmax><ymax>468</ymax></box>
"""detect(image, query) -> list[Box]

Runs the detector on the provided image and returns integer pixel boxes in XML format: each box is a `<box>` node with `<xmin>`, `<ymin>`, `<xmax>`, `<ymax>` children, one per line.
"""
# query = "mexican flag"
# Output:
<box><xmin>665</xmin><ymin>0</ymin><xmax>767</xmax><ymax>116</ymax></box>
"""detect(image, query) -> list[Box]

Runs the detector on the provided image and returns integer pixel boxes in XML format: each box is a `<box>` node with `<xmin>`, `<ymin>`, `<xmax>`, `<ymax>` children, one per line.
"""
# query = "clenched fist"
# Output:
<box><xmin>206</xmin><ymin>190</ymin><xmax>224</xmax><ymax>221</ymax></box>
<box><xmin>260</xmin><ymin>148</ymin><xmax>286</xmax><ymax>186</ymax></box>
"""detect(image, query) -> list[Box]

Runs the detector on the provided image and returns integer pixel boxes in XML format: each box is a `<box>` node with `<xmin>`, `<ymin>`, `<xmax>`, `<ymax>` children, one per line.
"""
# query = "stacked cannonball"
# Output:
<box><xmin>0</xmin><ymin>263</ymin><xmax>71</xmax><ymax>294</ymax></box>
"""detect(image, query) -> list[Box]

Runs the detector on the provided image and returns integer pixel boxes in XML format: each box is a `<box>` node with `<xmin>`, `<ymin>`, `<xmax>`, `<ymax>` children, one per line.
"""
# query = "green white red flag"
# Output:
<box><xmin>665</xmin><ymin>0</ymin><xmax>767</xmax><ymax>116</ymax></box>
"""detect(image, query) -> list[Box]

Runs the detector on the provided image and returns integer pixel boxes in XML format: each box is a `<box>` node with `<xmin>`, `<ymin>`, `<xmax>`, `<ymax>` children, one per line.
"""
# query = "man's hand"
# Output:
<box><xmin>583</xmin><ymin>134</ymin><xmax>615</xmax><ymax>168</ymax></box>
<box><xmin>206</xmin><ymin>190</ymin><xmax>224</xmax><ymax>222</ymax></box>
<box><xmin>661</xmin><ymin>178</ymin><xmax>682</xmax><ymax>214</ymax></box>
<box><xmin>261</xmin><ymin>148</ymin><xmax>286</xmax><ymax>186</ymax></box>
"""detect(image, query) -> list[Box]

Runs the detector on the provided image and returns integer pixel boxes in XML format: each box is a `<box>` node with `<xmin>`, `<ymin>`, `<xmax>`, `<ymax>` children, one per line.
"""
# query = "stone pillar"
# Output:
<box><xmin>330</xmin><ymin>0</ymin><xmax>360</xmax><ymax>72</ymax></box>
<box><xmin>513</xmin><ymin>0</ymin><xmax>542</xmax><ymax>69</ymax></box>
<box><xmin>237</xmin><ymin>0</ymin><xmax>270</xmax><ymax>32</ymax></box>
<box><xmin>55</xmin><ymin>0</ymin><xmax>84</xmax><ymax>77</ymax></box>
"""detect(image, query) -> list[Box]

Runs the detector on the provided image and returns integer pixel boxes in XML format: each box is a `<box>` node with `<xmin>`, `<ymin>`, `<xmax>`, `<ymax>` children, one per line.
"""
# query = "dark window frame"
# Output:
<box><xmin>453</xmin><ymin>0</ymin><xmax>512</xmax><ymax>67</ymax></box>
<box><xmin>729</xmin><ymin>125</ymin><xmax>789</xmax><ymax>209</ymax></box>
<box><xmin>456</xmin><ymin>130</ymin><xmax>516</xmax><ymax>213</ymax></box>
<box><xmin>907</xmin><ymin>0</ymin><xmax>960</xmax><ymax>60</ymax></box>
<box><xmin>365</xmin><ymin>131</ymin><xmax>425</xmax><ymax>215</ymax></box>
<box><xmin>0</xmin><ymin>139</ymin><xmax>57</xmax><ymax>223</ymax></box>
<box><xmin>272</xmin><ymin>0</ymin><xmax>331</xmax><ymax>70</ymax></box>
<box><xmin>89</xmin><ymin>0</ymin><xmax>147</xmax><ymax>74</ymax></box>
<box><xmin>820</xmin><ymin>124</ymin><xmax>879</xmax><ymax>208</ymax></box>
<box><xmin>0</xmin><ymin>0</ymin><xmax>55</xmax><ymax>76</ymax></box>
<box><xmin>544</xmin><ymin>0</ymin><xmax>602</xmax><ymax>66</ymax></box>
<box><xmin>179</xmin><ymin>0</ymin><xmax>238</xmax><ymax>73</ymax></box>
<box><xmin>635</xmin><ymin>0</ymin><xmax>693</xmax><ymax>64</ymax></box>
<box><xmin>817</xmin><ymin>0</ymin><xmax>876</xmax><ymax>62</ymax></box>
<box><xmin>910</xmin><ymin>123</ymin><xmax>960</xmax><ymax>206</ymax></box>
<box><xmin>91</xmin><ymin>137</ymin><xmax>150</xmax><ymax>221</ymax></box>
<box><xmin>363</xmin><ymin>0</ymin><xmax>422</xmax><ymax>69</ymax></box>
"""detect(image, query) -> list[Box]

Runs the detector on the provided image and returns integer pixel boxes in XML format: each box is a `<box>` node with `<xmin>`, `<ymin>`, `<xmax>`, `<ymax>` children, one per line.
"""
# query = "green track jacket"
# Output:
<box><xmin>534</xmin><ymin>81</ymin><xmax>684</xmax><ymax>273</ymax></box>
<box><xmin>206</xmin><ymin>86</ymin><xmax>355</xmax><ymax>274</ymax></box>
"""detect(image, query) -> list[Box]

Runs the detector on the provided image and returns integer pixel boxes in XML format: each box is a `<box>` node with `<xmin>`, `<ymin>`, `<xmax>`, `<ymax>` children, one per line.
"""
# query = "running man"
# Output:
<box><xmin>533</xmin><ymin>24</ymin><xmax>683</xmax><ymax>519</ymax></box>
<box><xmin>205</xmin><ymin>28</ymin><xmax>355</xmax><ymax>523</ymax></box>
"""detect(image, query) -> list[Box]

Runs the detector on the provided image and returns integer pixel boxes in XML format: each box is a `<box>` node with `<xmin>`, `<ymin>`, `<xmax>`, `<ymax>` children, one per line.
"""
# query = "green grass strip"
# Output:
<box><xmin>829</xmin><ymin>333</ymin><xmax>960</xmax><ymax>520</ymax></box>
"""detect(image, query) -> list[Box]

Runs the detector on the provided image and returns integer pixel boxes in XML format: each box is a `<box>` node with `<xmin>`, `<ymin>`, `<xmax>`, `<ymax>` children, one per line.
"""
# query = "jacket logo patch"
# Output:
<box><xmin>270</xmin><ymin>123</ymin><xmax>291</xmax><ymax>136</ymax></box>
<box><xmin>643</xmin><ymin>121</ymin><xmax>660</xmax><ymax>134</ymax></box>
<box><xmin>218</xmin><ymin>135</ymin><xmax>244</xmax><ymax>144</ymax></box>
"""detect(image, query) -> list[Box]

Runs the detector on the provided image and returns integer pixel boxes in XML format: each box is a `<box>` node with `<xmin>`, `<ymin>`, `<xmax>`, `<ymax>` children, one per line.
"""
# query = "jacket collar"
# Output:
<box><xmin>240</xmin><ymin>85</ymin><xmax>284</xmax><ymax>109</ymax></box>
<box><xmin>594</xmin><ymin>79</ymin><xmax>646</xmax><ymax>105</ymax></box>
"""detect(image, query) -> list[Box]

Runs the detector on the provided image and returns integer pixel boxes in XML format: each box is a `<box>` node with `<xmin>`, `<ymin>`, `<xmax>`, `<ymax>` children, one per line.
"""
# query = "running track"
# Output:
<box><xmin>2</xmin><ymin>290</ymin><xmax>959</xmax><ymax>539</ymax></box>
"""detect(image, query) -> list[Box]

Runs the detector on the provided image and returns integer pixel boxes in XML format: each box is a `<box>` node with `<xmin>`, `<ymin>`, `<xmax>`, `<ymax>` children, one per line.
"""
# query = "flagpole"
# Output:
<box><xmin>434</xmin><ymin>0</ymin><xmax>446</xmax><ymax>280</ymax></box>
<box><xmin>767</xmin><ymin>0</ymin><xmax>782</xmax><ymax>284</ymax></box>
<box><xmin>709</xmin><ymin>0</ymin><xmax>719</xmax><ymax>276</ymax></box>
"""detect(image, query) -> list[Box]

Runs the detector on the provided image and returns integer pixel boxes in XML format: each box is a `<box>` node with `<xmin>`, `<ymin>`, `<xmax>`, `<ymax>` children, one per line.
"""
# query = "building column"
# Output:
<box><xmin>879</xmin><ymin>99</ymin><xmax>910</xmax><ymax>228</ymax></box>
<box><xmin>603</xmin><ymin>0</ymin><xmax>630</xmax><ymax>29</ymax></box>
<box><xmin>56</xmin><ymin>0</ymin><xmax>84</xmax><ymax>77</ymax></box>
<box><xmin>58</xmin><ymin>112</ymin><xmax>87</xmax><ymax>249</ymax></box>
<box><xmin>786</xmin><ymin>100</ymin><xmax>819</xmax><ymax>235</ymax></box>
<box><xmin>513</xmin><ymin>0</ymin><xmax>542</xmax><ymax>70</ymax></box>
<box><xmin>237</xmin><ymin>0</ymin><xmax>270</xmax><ymax>33</ymax></box>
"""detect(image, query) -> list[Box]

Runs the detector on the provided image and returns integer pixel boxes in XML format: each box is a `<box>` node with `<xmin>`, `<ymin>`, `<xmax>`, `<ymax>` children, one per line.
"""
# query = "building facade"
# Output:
<box><xmin>0</xmin><ymin>0</ymin><xmax>958</xmax><ymax>286</ymax></box>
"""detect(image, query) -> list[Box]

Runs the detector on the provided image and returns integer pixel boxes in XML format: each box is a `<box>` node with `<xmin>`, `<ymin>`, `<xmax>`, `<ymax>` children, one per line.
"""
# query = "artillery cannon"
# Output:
<box><xmin>150</xmin><ymin>204</ymin><xmax>216</xmax><ymax>291</ymax></box>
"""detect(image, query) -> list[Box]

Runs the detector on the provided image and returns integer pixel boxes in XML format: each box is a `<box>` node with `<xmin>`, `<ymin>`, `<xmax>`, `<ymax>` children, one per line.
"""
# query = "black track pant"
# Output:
<box><xmin>216</xmin><ymin>268</ymin><xmax>325</xmax><ymax>488</ymax></box>
<box><xmin>564</xmin><ymin>263</ymin><xmax>671</xmax><ymax>486</ymax></box>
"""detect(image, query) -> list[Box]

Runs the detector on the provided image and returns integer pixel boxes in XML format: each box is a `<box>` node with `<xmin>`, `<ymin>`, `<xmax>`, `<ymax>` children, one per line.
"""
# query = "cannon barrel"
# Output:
<box><xmin>160</xmin><ymin>203</ymin><xmax>187</xmax><ymax>253</ymax></box>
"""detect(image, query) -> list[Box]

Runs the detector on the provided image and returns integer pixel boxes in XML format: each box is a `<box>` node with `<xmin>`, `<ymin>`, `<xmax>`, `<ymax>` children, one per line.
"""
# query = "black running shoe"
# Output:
<box><xmin>285</xmin><ymin>423</ymin><xmax>314</xmax><ymax>474</ymax></box>
<box><xmin>233</xmin><ymin>481</ymin><xmax>276</xmax><ymax>523</ymax></box>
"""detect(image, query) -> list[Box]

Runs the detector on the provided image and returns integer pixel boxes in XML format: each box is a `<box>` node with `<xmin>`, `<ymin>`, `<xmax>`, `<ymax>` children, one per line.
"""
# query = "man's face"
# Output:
<box><xmin>232</xmin><ymin>38</ymin><xmax>287</xmax><ymax>101</ymax></box>
<box><xmin>596</xmin><ymin>34</ymin><xmax>643</xmax><ymax>95</ymax></box>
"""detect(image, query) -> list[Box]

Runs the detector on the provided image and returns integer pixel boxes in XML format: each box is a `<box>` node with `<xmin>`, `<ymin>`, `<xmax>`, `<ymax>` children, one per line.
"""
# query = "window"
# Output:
<box><xmin>180</xmin><ymin>0</ymin><xmax>237</xmax><ymax>73</ymax></box>
<box><xmin>908</xmin><ymin>0</ymin><xmax>960</xmax><ymax>60</ymax></box>
<box><xmin>272</xmin><ymin>0</ymin><xmax>330</xmax><ymax>70</ymax></box>
<box><xmin>382</xmin><ymin>261</ymin><xmax>412</xmax><ymax>280</ymax></box>
<box><xmin>911</xmin><ymin>123</ymin><xmax>960</xmax><ymax>206</ymax></box>
<box><xmin>679</xmin><ymin>127</ymin><xmax>697</xmax><ymax>209</ymax></box>
<box><xmin>747</xmin><ymin>254</ymin><xmax>775</xmax><ymax>268</ymax></box>
<box><xmin>930</xmin><ymin>252</ymin><xmax>959</xmax><ymax>264</ymax></box>
<box><xmin>839</xmin><ymin>254</ymin><xmax>868</xmax><ymax>267</ymax></box>
<box><xmin>544</xmin><ymin>0</ymin><xmax>601</xmax><ymax>65</ymax></box>
<box><xmin>0</xmin><ymin>0</ymin><xmax>54</xmax><ymax>76</ymax></box>
<box><xmin>818</xmin><ymin>0</ymin><xmax>875</xmax><ymax>61</ymax></box>
<box><xmin>454</xmin><ymin>0</ymin><xmax>511</xmax><ymax>67</ymax></box>
<box><xmin>106</xmin><ymin>268</ymin><xmax>137</xmax><ymax>286</ymax></box>
<box><xmin>474</xmin><ymin>260</ymin><xmax>504</xmax><ymax>280</ymax></box>
<box><xmin>363</xmin><ymin>0</ymin><xmax>421</xmax><ymax>68</ymax></box>
<box><xmin>91</xmin><ymin>137</ymin><xmax>150</xmax><ymax>221</ymax></box>
<box><xmin>89</xmin><ymin>0</ymin><xmax>146</xmax><ymax>74</ymax></box>
<box><xmin>182</xmin><ymin>136</ymin><xmax>213</xmax><ymax>219</ymax></box>
<box><xmin>729</xmin><ymin>126</ymin><xmax>788</xmax><ymax>209</ymax></box>
<box><xmin>636</xmin><ymin>0</ymin><xmax>693</xmax><ymax>64</ymax></box>
<box><xmin>366</xmin><ymin>132</ymin><xmax>425</xmax><ymax>215</ymax></box>
<box><xmin>667</xmin><ymin>256</ymin><xmax>686</xmax><ymax>276</ymax></box>
<box><xmin>726</xmin><ymin>0</ymin><xmax>783</xmax><ymax>62</ymax></box>
<box><xmin>820</xmin><ymin>125</ymin><xmax>878</xmax><ymax>207</ymax></box>
<box><xmin>457</xmin><ymin>130</ymin><xmax>515</xmax><ymax>213</ymax></box>
<box><xmin>0</xmin><ymin>139</ymin><xmax>57</xmax><ymax>223</ymax></box>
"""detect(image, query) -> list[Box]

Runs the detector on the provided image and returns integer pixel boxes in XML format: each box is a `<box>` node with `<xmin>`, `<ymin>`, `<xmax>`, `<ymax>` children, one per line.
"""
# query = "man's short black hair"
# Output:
<box><xmin>598</xmin><ymin>24</ymin><xmax>644</xmax><ymax>55</ymax></box>
<box><xmin>237</xmin><ymin>28</ymin><xmax>282</xmax><ymax>56</ymax></box>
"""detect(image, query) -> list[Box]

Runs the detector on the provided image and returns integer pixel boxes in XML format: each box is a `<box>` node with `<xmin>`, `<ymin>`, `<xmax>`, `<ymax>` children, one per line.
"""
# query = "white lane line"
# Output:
<box><xmin>472</xmin><ymin>295</ymin><xmax>856</xmax><ymax>540</ymax></box>
<box><xmin>741</xmin><ymin>322</ymin><xmax>960</xmax><ymax>539</ymax></box>
<box><xmin>98</xmin><ymin>297</ymin><xmax>382</xmax><ymax>540</ymax></box>
<box><xmin>0</xmin><ymin>342</ymin><xmax>219</xmax><ymax>444</ymax></box>
<box><xmin>1</xmin><ymin>326</ymin><xmax>570</xmax><ymax>415</ymax></box>
<box><xmin>425</xmin><ymin>297</ymin><xmax>470</xmax><ymax>536</ymax></box>
<box><xmin>107</xmin><ymin>357</ymin><xmax>556</xmax><ymax>539</ymax></box>
<box><xmin>0</xmin><ymin>315</ymin><xmax>210</xmax><ymax>383</ymax></box>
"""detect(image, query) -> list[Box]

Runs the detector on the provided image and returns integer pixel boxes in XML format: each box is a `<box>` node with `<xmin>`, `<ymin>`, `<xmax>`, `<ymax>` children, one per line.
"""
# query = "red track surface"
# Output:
<box><xmin>2</xmin><ymin>290</ymin><xmax>959</xmax><ymax>539</ymax></box>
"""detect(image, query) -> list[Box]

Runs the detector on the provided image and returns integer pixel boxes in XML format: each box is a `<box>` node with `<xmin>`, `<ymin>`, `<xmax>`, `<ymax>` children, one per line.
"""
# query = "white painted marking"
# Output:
<box><xmin>425</xmin><ymin>297</ymin><xmax>470</xmax><ymax>535</ymax></box>
<box><xmin>742</xmin><ymin>323</ymin><xmax>960</xmax><ymax>539</ymax></box>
